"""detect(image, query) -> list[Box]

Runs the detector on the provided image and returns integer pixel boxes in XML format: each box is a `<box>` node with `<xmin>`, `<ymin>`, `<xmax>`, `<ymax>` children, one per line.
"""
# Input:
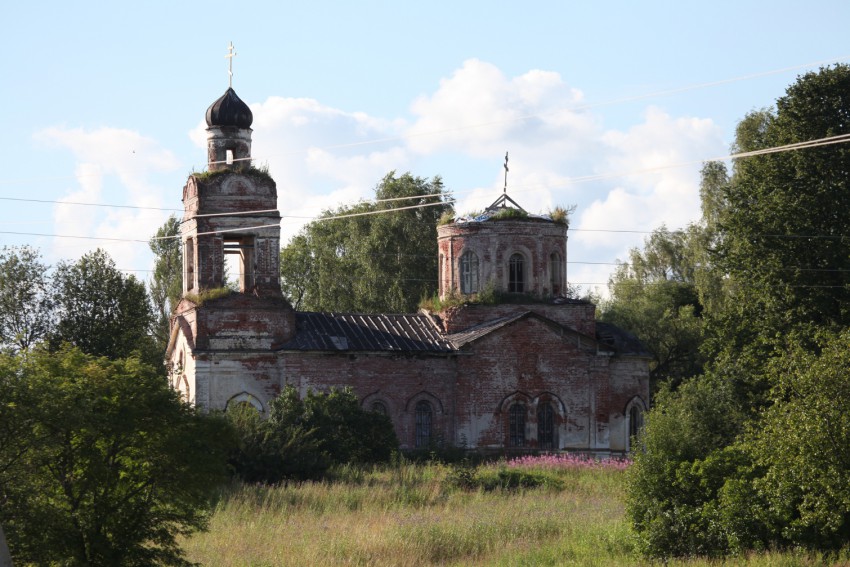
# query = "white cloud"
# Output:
<box><xmin>35</xmin><ymin>60</ymin><xmax>727</xmax><ymax>298</ymax></box>
<box><xmin>189</xmin><ymin>96</ymin><xmax>410</xmax><ymax>244</ymax></box>
<box><xmin>34</xmin><ymin>127</ymin><xmax>181</xmax><ymax>272</ymax></box>
<box><xmin>406</xmin><ymin>59</ymin><xmax>596</xmax><ymax>160</ymax></box>
<box><xmin>400</xmin><ymin>62</ymin><xmax>725</xmax><ymax>295</ymax></box>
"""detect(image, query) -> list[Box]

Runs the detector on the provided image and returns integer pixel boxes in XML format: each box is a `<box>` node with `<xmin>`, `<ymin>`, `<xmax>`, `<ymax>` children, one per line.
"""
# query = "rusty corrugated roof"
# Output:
<box><xmin>277</xmin><ymin>312</ymin><xmax>455</xmax><ymax>353</ymax></box>
<box><xmin>444</xmin><ymin>312</ymin><xmax>528</xmax><ymax>348</ymax></box>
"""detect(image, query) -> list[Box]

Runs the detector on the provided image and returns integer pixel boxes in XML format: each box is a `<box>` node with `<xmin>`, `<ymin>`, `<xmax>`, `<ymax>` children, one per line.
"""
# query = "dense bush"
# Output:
<box><xmin>625</xmin><ymin>374</ymin><xmax>750</xmax><ymax>557</ymax></box>
<box><xmin>227</xmin><ymin>385</ymin><xmax>398</xmax><ymax>483</ymax></box>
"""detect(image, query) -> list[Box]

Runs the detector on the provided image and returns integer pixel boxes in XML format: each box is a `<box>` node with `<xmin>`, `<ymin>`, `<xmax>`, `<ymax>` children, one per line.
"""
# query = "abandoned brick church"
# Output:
<box><xmin>166</xmin><ymin>87</ymin><xmax>650</xmax><ymax>454</ymax></box>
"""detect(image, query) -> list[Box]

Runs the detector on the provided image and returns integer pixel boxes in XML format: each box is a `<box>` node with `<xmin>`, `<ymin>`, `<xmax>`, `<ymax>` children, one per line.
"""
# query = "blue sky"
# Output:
<box><xmin>5</xmin><ymin>1</ymin><xmax>850</xmax><ymax>295</ymax></box>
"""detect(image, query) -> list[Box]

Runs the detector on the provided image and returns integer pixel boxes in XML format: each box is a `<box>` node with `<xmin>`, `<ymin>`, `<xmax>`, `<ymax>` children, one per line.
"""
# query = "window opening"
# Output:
<box><xmin>185</xmin><ymin>238</ymin><xmax>195</xmax><ymax>291</ymax></box>
<box><xmin>226</xmin><ymin>149</ymin><xmax>234</xmax><ymax>165</ymax></box>
<box><xmin>460</xmin><ymin>251</ymin><xmax>479</xmax><ymax>294</ymax></box>
<box><xmin>629</xmin><ymin>405</ymin><xmax>644</xmax><ymax>444</ymax></box>
<box><xmin>223</xmin><ymin>236</ymin><xmax>255</xmax><ymax>292</ymax></box>
<box><xmin>415</xmin><ymin>401</ymin><xmax>433</xmax><ymax>448</ymax></box>
<box><xmin>509</xmin><ymin>403</ymin><xmax>526</xmax><ymax>447</ymax></box>
<box><xmin>508</xmin><ymin>253</ymin><xmax>525</xmax><ymax>293</ymax></box>
<box><xmin>371</xmin><ymin>401</ymin><xmax>388</xmax><ymax>415</ymax></box>
<box><xmin>549</xmin><ymin>252</ymin><xmax>562</xmax><ymax>295</ymax></box>
<box><xmin>537</xmin><ymin>403</ymin><xmax>555</xmax><ymax>450</ymax></box>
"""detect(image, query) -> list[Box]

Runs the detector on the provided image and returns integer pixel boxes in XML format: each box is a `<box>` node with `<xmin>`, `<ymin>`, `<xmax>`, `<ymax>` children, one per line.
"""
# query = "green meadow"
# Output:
<box><xmin>181</xmin><ymin>458</ymin><xmax>842</xmax><ymax>566</ymax></box>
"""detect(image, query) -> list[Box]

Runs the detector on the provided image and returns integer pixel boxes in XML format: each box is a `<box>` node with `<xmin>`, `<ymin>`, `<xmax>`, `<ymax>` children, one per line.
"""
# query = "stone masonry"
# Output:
<box><xmin>167</xmin><ymin>88</ymin><xmax>651</xmax><ymax>455</ymax></box>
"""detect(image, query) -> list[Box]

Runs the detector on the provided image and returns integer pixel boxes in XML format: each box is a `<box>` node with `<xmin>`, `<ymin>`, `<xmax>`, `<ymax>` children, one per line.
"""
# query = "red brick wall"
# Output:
<box><xmin>282</xmin><ymin>352</ymin><xmax>458</xmax><ymax>450</ymax></box>
<box><xmin>436</xmin><ymin>303</ymin><xmax>597</xmax><ymax>336</ymax></box>
<box><xmin>437</xmin><ymin>219</ymin><xmax>568</xmax><ymax>298</ymax></box>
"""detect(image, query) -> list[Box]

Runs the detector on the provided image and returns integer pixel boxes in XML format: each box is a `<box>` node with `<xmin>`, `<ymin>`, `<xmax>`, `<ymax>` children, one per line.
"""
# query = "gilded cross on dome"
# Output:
<box><xmin>225</xmin><ymin>42</ymin><xmax>236</xmax><ymax>88</ymax></box>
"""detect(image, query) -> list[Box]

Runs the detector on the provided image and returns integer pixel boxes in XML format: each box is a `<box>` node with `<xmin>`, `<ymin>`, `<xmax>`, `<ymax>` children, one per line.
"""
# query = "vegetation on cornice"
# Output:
<box><xmin>489</xmin><ymin>207</ymin><xmax>529</xmax><ymax>221</ymax></box>
<box><xmin>549</xmin><ymin>205</ymin><xmax>574</xmax><ymax>225</ymax></box>
<box><xmin>438</xmin><ymin>211</ymin><xmax>455</xmax><ymax>226</ymax></box>
<box><xmin>445</xmin><ymin>204</ymin><xmax>575</xmax><ymax>225</ymax></box>
<box><xmin>184</xmin><ymin>286</ymin><xmax>232</xmax><ymax>306</ymax></box>
<box><xmin>191</xmin><ymin>162</ymin><xmax>274</xmax><ymax>184</ymax></box>
<box><xmin>419</xmin><ymin>283</ymin><xmax>500</xmax><ymax>311</ymax></box>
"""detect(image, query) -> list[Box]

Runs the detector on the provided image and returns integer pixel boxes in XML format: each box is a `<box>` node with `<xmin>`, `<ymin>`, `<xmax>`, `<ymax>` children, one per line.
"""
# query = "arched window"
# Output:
<box><xmin>371</xmin><ymin>401</ymin><xmax>388</xmax><ymax>415</ymax></box>
<box><xmin>225</xmin><ymin>392</ymin><xmax>264</xmax><ymax>414</ymax></box>
<box><xmin>509</xmin><ymin>403</ymin><xmax>526</xmax><ymax>447</ymax></box>
<box><xmin>415</xmin><ymin>401</ymin><xmax>433</xmax><ymax>448</ymax></box>
<box><xmin>549</xmin><ymin>252</ymin><xmax>562</xmax><ymax>295</ymax></box>
<box><xmin>460</xmin><ymin>251</ymin><xmax>479</xmax><ymax>294</ymax></box>
<box><xmin>629</xmin><ymin>405</ymin><xmax>644</xmax><ymax>445</ymax></box>
<box><xmin>537</xmin><ymin>403</ymin><xmax>556</xmax><ymax>450</ymax></box>
<box><xmin>508</xmin><ymin>253</ymin><xmax>525</xmax><ymax>293</ymax></box>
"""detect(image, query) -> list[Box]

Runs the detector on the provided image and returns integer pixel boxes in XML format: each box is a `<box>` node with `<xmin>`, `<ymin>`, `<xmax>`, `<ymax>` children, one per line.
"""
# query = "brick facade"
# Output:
<box><xmin>166</xmin><ymin>88</ymin><xmax>650</xmax><ymax>455</ymax></box>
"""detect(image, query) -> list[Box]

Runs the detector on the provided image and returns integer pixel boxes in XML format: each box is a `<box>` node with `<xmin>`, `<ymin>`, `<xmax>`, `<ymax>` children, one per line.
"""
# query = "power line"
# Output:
<box><xmin>205</xmin><ymin>55</ymin><xmax>850</xmax><ymax>169</ymax></box>
<box><xmin>4</xmin><ymin>55</ymin><xmax>848</xmax><ymax>190</ymax></box>
<box><xmin>4</xmin><ymin>132</ymin><xmax>850</xmax><ymax>246</ymax></box>
<box><xmin>8</xmin><ymin>129</ymin><xmax>850</xmax><ymax>224</ymax></box>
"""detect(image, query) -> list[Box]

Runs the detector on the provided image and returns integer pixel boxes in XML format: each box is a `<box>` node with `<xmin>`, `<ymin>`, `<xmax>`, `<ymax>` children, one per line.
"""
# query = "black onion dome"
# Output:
<box><xmin>205</xmin><ymin>87</ymin><xmax>253</xmax><ymax>128</ymax></box>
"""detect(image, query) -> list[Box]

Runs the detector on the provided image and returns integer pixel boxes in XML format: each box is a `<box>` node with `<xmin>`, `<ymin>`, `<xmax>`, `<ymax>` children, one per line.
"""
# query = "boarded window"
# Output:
<box><xmin>537</xmin><ymin>403</ymin><xmax>556</xmax><ymax>450</ymax></box>
<box><xmin>509</xmin><ymin>403</ymin><xmax>526</xmax><ymax>447</ymax></box>
<box><xmin>508</xmin><ymin>253</ymin><xmax>525</xmax><ymax>293</ymax></box>
<box><xmin>460</xmin><ymin>251</ymin><xmax>479</xmax><ymax>294</ymax></box>
<box><xmin>415</xmin><ymin>401</ymin><xmax>433</xmax><ymax>448</ymax></box>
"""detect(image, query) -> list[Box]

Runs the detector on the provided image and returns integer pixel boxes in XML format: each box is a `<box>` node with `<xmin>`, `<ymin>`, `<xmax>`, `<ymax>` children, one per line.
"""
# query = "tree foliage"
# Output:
<box><xmin>0</xmin><ymin>347</ymin><xmax>233</xmax><ymax>566</ymax></box>
<box><xmin>602</xmin><ymin>227</ymin><xmax>706</xmax><ymax>390</ymax></box>
<box><xmin>746</xmin><ymin>330</ymin><xmax>850</xmax><ymax>549</ymax></box>
<box><xmin>227</xmin><ymin>385</ymin><xmax>398</xmax><ymax>483</ymax></box>
<box><xmin>280</xmin><ymin>172</ymin><xmax>453</xmax><ymax>313</ymax></box>
<box><xmin>52</xmin><ymin>248</ymin><xmax>159</xmax><ymax>365</ymax></box>
<box><xmin>0</xmin><ymin>246</ymin><xmax>54</xmax><ymax>353</ymax></box>
<box><xmin>626</xmin><ymin>64</ymin><xmax>850</xmax><ymax>558</ymax></box>
<box><xmin>149</xmin><ymin>215</ymin><xmax>183</xmax><ymax>351</ymax></box>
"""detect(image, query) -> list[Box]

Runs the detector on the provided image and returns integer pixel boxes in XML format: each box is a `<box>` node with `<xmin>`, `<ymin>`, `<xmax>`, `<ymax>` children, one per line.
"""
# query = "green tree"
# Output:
<box><xmin>279</xmin><ymin>233</ymin><xmax>312</xmax><ymax>310</ymax></box>
<box><xmin>0</xmin><ymin>347</ymin><xmax>233</xmax><ymax>566</ymax></box>
<box><xmin>280</xmin><ymin>171</ymin><xmax>453</xmax><ymax>313</ymax></box>
<box><xmin>0</xmin><ymin>246</ymin><xmax>54</xmax><ymax>352</ymax></box>
<box><xmin>601</xmin><ymin>227</ymin><xmax>705</xmax><ymax>390</ymax></box>
<box><xmin>0</xmin><ymin>352</ymin><xmax>36</xmax><ymax>564</ymax></box>
<box><xmin>744</xmin><ymin>330</ymin><xmax>850</xmax><ymax>549</ymax></box>
<box><xmin>52</xmin><ymin>249</ymin><xmax>158</xmax><ymax>364</ymax></box>
<box><xmin>149</xmin><ymin>215</ymin><xmax>183</xmax><ymax>352</ymax></box>
<box><xmin>714</xmin><ymin>66</ymin><xmax>850</xmax><ymax>347</ymax></box>
<box><xmin>627</xmin><ymin>64</ymin><xmax>850</xmax><ymax>559</ymax></box>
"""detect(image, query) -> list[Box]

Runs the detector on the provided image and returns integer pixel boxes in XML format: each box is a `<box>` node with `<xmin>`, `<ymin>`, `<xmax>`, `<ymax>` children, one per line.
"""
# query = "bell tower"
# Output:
<box><xmin>181</xmin><ymin>87</ymin><xmax>282</xmax><ymax>297</ymax></box>
<box><xmin>168</xmin><ymin>80</ymin><xmax>294</xmax><ymax>411</ymax></box>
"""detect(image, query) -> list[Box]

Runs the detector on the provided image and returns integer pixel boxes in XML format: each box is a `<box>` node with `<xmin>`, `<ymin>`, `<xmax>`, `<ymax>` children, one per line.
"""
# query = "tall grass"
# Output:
<box><xmin>180</xmin><ymin>459</ymin><xmax>847</xmax><ymax>566</ymax></box>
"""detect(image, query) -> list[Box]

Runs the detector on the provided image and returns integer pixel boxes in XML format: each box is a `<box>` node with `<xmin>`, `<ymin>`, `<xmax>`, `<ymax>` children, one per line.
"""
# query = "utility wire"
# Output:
<box><xmin>7</xmin><ymin>130</ymin><xmax>850</xmax><ymax>221</ymax></box>
<box><xmin>4</xmin><ymin>55</ymin><xmax>848</xmax><ymax>188</ymax></box>
<box><xmin>204</xmin><ymin>56</ymin><xmax>850</xmax><ymax>168</ymax></box>
<box><xmin>5</xmin><ymin>131</ymin><xmax>850</xmax><ymax>244</ymax></box>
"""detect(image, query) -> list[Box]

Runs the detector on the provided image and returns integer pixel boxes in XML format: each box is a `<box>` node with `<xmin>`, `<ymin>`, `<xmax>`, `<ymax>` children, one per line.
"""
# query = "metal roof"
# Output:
<box><xmin>277</xmin><ymin>312</ymin><xmax>454</xmax><ymax>353</ymax></box>
<box><xmin>275</xmin><ymin>310</ymin><xmax>649</xmax><ymax>358</ymax></box>
<box><xmin>445</xmin><ymin>312</ymin><xmax>528</xmax><ymax>348</ymax></box>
